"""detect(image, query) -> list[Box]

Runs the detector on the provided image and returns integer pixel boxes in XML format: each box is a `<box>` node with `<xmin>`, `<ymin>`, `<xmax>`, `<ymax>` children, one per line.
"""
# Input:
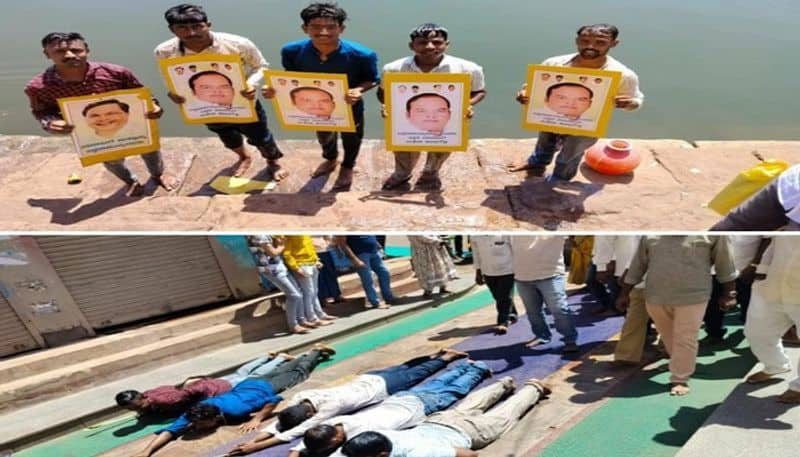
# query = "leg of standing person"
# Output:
<box><xmin>332</xmin><ymin>112</ymin><xmax>365</xmax><ymax>190</ymax></box>
<box><xmin>366</xmin><ymin>250</ymin><xmax>395</xmax><ymax>303</ymax></box>
<box><xmin>308</xmin><ymin>266</ymin><xmax>334</xmax><ymax>320</ymax></box>
<box><xmin>102</xmin><ymin>159</ymin><xmax>141</xmax><ymax>193</ymax></box>
<box><xmin>293</xmin><ymin>265</ymin><xmax>323</xmax><ymax>325</ymax></box>
<box><xmin>205</xmin><ymin>121</ymin><xmax>254</xmax><ymax>177</ymax></box>
<box><xmin>355</xmin><ymin>252</ymin><xmax>381</xmax><ymax>308</ymax></box>
<box><xmin>265</xmin><ymin>270</ymin><xmax>306</xmax><ymax>333</ymax></box>
<box><xmin>317</xmin><ymin>250</ymin><xmax>343</xmax><ymax>304</ymax></box>
<box><xmin>139</xmin><ymin>150</ymin><xmax>178</xmax><ymax>190</ymax></box>
<box><xmin>515</xmin><ymin>280</ymin><xmax>552</xmax><ymax>346</ymax></box>
<box><xmin>518</xmin><ymin>131</ymin><xmax>562</xmax><ymax>175</ymax></box>
<box><xmin>240</xmin><ymin>101</ymin><xmax>286</xmax><ymax>180</ymax></box>
<box><xmin>549</xmin><ymin>135</ymin><xmax>598</xmax><ymax>181</ymax></box>
<box><xmin>586</xmin><ymin>263</ymin><xmax>611</xmax><ymax>311</ymax></box>
<box><xmin>485</xmin><ymin>274</ymin><xmax>515</xmax><ymax>329</ymax></box>
<box><xmin>744</xmin><ymin>289</ymin><xmax>794</xmax><ymax>382</ymax></box>
<box><xmin>737</xmin><ymin>278</ymin><xmax>753</xmax><ymax>323</ymax></box>
<box><xmin>614</xmin><ymin>288</ymin><xmax>649</xmax><ymax>363</ymax></box>
<box><xmin>647</xmin><ymin>303</ymin><xmax>706</xmax><ymax>395</ymax></box>
<box><xmin>416</xmin><ymin>152</ymin><xmax>451</xmax><ymax>190</ymax></box>
<box><xmin>383</xmin><ymin>151</ymin><xmax>420</xmax><ymax>189</ymax></box>
<box><xmin>702</xmin><ymin>277</ymin><xmax>726</xmax><ymax>341</ymax></box>
<box><xmin>537</xmin><ymin>274</ymin><xmax>579</xmax><ymax>349</ymax></box>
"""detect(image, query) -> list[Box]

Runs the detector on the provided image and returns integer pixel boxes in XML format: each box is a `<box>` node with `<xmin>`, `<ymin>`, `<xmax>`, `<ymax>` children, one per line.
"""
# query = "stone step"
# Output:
<box><xmin>0</xmin><ymin>257</ymin><xmax>411</xmax><ymax>385</ymax></box>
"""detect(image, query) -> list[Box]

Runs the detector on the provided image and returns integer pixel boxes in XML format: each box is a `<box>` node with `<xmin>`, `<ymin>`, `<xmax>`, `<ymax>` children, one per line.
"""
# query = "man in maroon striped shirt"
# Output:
<box><xmin>24</xmin><ymin>32</ymin><xmax>178</xmax><ymax>196</ymax></box>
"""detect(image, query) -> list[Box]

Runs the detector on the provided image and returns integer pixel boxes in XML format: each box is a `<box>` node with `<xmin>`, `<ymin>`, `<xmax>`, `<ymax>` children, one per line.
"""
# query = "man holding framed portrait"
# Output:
<box><xmin>154</xmin><ymin>4</ymin><xmax>287</xmax><ymax>180</ymax></box>
<box><xmin>379</xmin><ymin>23</ymin><xmax>486</xmax><ymax>192</ymax></box>
<box><xmin>24</xmin><ymin>32</ymin><xmax>177</xmax><ymax>197</ymax></box>
<box><xmin>509</xmin><ymin>24</ymin><xmax>644</xmax><ymax>182</ymax></box>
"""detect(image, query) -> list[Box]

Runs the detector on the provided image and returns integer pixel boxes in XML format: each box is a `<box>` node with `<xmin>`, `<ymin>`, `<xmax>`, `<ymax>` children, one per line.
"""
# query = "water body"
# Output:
<box><xmin>1</xmin><ymin>0</ymin><xmax>798</xmax><ymax>141</ymax></box>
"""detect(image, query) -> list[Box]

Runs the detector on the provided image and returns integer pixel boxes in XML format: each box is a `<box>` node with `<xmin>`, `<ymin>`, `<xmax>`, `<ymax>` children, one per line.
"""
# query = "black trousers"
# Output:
<box><xmin>258</xmin><ymin>349</ymin><xmax>323</xmax><ymax>393</ymax></box>
<box><xmin>484</xmin><ymin>274</ymin><xmax>518</xmax><ymax>325</ymax></box>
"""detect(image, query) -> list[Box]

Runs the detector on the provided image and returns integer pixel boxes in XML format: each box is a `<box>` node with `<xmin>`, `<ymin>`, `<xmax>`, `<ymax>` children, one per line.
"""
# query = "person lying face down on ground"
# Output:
<box><xmin>131</xmin><ymin>344</ymin><xmax>334</xmax><ymax>457</ymax></box>
<box><xmin>225</xmin><ymin>348</ymin><xmax>469</xmax><ymax>455</ymax></box>
<box><xmin>115</xmin><ymin>352</ymin><xmax>293</xmax><ymax>417</ymax></box>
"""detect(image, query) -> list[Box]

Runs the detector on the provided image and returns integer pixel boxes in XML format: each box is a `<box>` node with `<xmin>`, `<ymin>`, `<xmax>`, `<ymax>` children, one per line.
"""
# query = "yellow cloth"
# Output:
<box><xmin>568</xmin><ymin>236</ymin><xmax>594</xmax><ymax>285</ymax></box>
<box><xmin>209</xmin><ymin>176</ymin><xmax>276</xmax><ymax>195</ymax></box>
<box><xmin>707</xmin><ymin>160</ymin><xmax>789</xmax><ymax>215</ymax></box>
<box><xmin>282</xmin><ymin>236</ymin><xmax>319</xmax><ymax>271</ymax></box>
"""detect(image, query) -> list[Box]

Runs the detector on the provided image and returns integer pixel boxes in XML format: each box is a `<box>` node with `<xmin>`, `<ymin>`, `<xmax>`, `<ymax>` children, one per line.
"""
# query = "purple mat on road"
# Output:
<box><xmin>201</xmin><ymin>292</ymin><xmax>624</xmax><ymax>457</ymax></box>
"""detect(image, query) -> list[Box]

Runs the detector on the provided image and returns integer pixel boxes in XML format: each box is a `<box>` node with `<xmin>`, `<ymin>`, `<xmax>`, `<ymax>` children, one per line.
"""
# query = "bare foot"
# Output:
<box><xmin>525</xmin><ymin>338</ymin><xmax>549</xmax><ymax>348</ymax></box>
<box><xmin>525</xmin><ymin>378</ymin><xmax>553</xmax><ymax>396</ymax></box>
<box><xmin>290</xmin><ymin>325</ymin><xmax>310</xmax><ymax>334</ymax></box>
<box><xmin>506</xmin><ymin>162</ymin><xmax>545</xmax><ymax>175</ymax></box>
<box><xmin>314</xmin><ymin>343</ymin><xmax>336</xmax><ymax>357</ymax></box>
<box><xmin>233</xmin><ymin>155</ymin><xmax>253</xmax><ymax>177</ymax></box>
<box><xmin>670</xmin><ymin>383</ymin><xmax>690</xmax><ymax>396</ymax></box>
<box><xmin>321</xmin><ymin>314</ymin><xmax>338</xmax><ymax>321</ymax></box>
<box><xmin>277</xmin><ymin>352</ymin><xmax>296</xmax><ymax>361</ymax></box>
<box><xmin>375</xmin><ymin>303</ymin><xmax>391</xmax><ymax>309</ymax></box>
<box><xmin>311</xmin><ymin>159</ymin><xmax>337</xmax><ymax>178</ymax></box>
<box><xmin>332</xmin><ymin>168</ymin><xmax>353</xmax><ymax>191</ymax></box>
<box><xmin>125</xmin><ymin>181</ymin><xmax>144</xmax><ymax>197</ymax></box>
<box><xmin>302</xmin><ymin>321</ymin><xmax>321</xmax><ymax>328</ymax></box>
<box><xmin>157</xmin><ymin>173</ymin><xmax>179</xmax><ymax>191</ymax></box>
<box><xmin>317</xmin><ymin>319</ymin><xmax>334</xmax><ymax>326</ymax></box>
<box><xmin>267</xmin><ymin>160</ymin><xmax>289</xmax><ymax>181</ymax></box>
<box><xmin>777</xmin><ymin>389</ymin><xmax>800</xmax><ymax>404</ymax></box>
<box><xmin>438</xmin><ymin>348</ymin><xmax>469</xmax><ymax>361</ymax></box>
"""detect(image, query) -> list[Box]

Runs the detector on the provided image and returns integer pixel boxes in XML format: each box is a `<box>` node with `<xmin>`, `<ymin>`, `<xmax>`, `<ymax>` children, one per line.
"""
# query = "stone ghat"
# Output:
<box><xmin>0</xmin><ymin>135</ymin><xmax>797</xmax><ymax>231</ymax></box>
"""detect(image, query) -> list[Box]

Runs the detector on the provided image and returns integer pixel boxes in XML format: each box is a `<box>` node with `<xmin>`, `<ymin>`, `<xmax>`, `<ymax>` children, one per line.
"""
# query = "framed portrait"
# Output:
<box><xmin>57</xmin><ymin>88</ymin><xmax>160</xmax><ymax>167</ymax></box>
<box><xmin>521</xmin><ymin>65</ymin><xmax>622</xmax><ymax>137</ymax></box>
<box><xmin>383</xmin><ymin>72</ymin><xmax>472</xmax><ymax>152</ymax></box>
<box><xmin>263</xmin><ymin>70</ymin><xmax>356</xmax><ymax>132</ymax></box>
<box><xmin>158</xmin><ymin>54</ymin><xmax>258</xmax><ymax>124</ymax></box>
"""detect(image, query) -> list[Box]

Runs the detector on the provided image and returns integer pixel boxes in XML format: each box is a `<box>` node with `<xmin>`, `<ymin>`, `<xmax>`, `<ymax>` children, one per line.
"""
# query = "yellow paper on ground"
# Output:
<box><xmin>707</xmin><ymin>160</ymin><xmax>789</xmax><ymax>215</ymax></box>
<box><xmin>209</xmin><ymin>176</ymin><xmax>275</xmax><ymax>194</ymax></box>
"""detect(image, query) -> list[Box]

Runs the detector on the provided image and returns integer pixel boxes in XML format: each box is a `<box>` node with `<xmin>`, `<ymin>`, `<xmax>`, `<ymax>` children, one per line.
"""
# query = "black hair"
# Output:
<box><xmin>405</xmin><ymin>92</ymin><xmax>451</xmax><ymax>113</ymax></box>
<box><xmin>185</xmin><ymin>403</ymin><xmax>221</xmax><ymax>423</ymax></box>
<box><xmin>409</xmin><ymin>23</ymin><xmax>449</xmax><ymax>41</ymax></box>
<box><xmin>300</xmin><ymin>3</ymin><xmax>347</xmax><ymax>25</ymax></box>
<box><xmin>188</xmin><ymin>70</ymin><xmax>233</xmax><ymax>92</ymax></box>
<box><xmin>115</xmin><ymin>390</ymin><xmax>142</xmax><ymax>407</ymax></box>
<box><xmin>289</xmin><ymin>86</ymin><xmax>335</xmax><ymax>103</ymax></box>
<box><xmin>341</xmin><ymin>431</ymin><xmax>392</xmax><ymax>457</ymax></box>
<box><xmin>41</xmin><ymin>32</ymin><xmax>86</xmax><ymax>49</ymax></box>
<box><xmin>303</xmin><ymin>424</ymin><xmax>341</xmax><ymax>456</ymax></box>
<box><xmin>277</xmin><ymin>402</ymin><xmax>314</xmax><ymax>431</ymax></box>
<box><xmin>545</xmin><ymin>82</ymin><xmax>594</xmax><ymax>100</ymax></box>
<box><xmin>82</xmin><ymin>99</ymin><xmax>130</xmax><ymax>117</ymax></box>
<box><xmin>577</xmin><ymin>23</ymin><xmax>619</xmax><ymax>40</ymax></box>
<box><xmin>164</xmin><ymin>4</ymin><xmax>209</xmax><ymax>26</ymax></box>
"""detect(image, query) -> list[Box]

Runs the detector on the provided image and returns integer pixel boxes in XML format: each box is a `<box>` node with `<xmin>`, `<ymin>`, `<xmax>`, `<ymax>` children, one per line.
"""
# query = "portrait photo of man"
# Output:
<box><xmin>81</xmin><ymin>99</ymin><xmax>131</xmax><ymax>139</ymax></box>
<box><xmin>544</xmin><ymin>82</ymin><xmax>594</xmax><ymax>121</ymax></box>
<box><xmin>188</xmin><ymin>70</ymin><xmax>236</xmax><ymax>109</ymax></box>
<box><xmin>290</xmin><ymin>86</ymin><xmax>336</xmax><ymax>119</ymax></box>
<box><xmin>405</xmin><ymin>92</ymin><xmax>452</xmax><ymax>136</ymax></box>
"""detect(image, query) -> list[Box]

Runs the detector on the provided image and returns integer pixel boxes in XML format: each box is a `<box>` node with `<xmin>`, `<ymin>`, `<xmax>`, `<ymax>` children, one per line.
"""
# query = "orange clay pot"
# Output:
<box><xmin>584</xmin><ymin>139</ymin><xmax>641</xmax><ymax>175</ymax></box>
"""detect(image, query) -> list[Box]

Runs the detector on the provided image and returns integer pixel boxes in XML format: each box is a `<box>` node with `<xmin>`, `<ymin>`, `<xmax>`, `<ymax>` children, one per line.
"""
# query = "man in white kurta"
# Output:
<box><xmin>743</xmin><ymin>236</ymin><xmax>800</xmax><ymax>403</ymax></box>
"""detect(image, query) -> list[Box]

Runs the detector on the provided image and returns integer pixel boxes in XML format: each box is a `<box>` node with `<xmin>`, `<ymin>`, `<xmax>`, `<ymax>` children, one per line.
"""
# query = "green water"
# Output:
<box><xmin>1</xmin><ymin>0</ymin><xmax>798</xmax><ymax>141</ymax></box>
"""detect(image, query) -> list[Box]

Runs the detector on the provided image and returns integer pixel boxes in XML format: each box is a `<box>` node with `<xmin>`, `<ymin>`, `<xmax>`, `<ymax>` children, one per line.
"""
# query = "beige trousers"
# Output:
<box><xmin>614</xmin><ymin>288</ymin><xmax>648</xmax><ymax>362</ymax></box>
<box><xmin>645</xmin><ymin>302</ymin><xmax>706</xmax><ymax>384</ymax></box>
<box><xmin>390</xmin><ymin>151</ymin><xmax>452</xmax><ymax>180</ymax></box>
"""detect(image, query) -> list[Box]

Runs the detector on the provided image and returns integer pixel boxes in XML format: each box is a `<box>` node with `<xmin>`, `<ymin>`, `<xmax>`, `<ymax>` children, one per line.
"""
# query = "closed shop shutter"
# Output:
<box><xmin>0</xmin><ymin>293</ymin><xmax>40</xmax><ymax>357</ymax></box>
<box><xmin>34</xmin><ymin>236</ymin><xmax>233</xmax><ymax>329</ymax></box>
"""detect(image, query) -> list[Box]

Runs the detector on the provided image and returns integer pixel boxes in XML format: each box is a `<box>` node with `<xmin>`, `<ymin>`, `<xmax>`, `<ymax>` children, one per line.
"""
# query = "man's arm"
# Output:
<box><xmin>238</xmin><ymin>402</ymin><xmax>278</xmax><ymax>433</ymax></box>
<box><xmin>226</xmin><ymin>433</ymin><xmax>285</xmax><ymax>456</ymax></box>
<box><xmin>132</xmin><ymin>431</ymin><xmax>174</xmax><ymax>457</ymax></box>
<box><xmin>333</xmin><ymin>236</ymin><xmax>366</xmax><ymax>269</ymax></box>
<box><xmin>614</xmin><ymin>72</ymin><xmax>644</xmax><ymax>111</ymax></box>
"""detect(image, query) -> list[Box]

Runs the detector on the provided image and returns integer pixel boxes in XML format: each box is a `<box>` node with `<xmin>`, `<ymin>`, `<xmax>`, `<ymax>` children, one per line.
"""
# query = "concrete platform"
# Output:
<box><xmin>2</xmin><ymin>135</ymin><xmax>797</xmax><ymax>231</ymax></box>
<box><xmin>0</xmin><ymin>267</ymin><xmax>477</xmax><ymax>453</ymax></box>
<box><xmin>676</xmin><ymin>345</ymin><xmax>800</xmax><ymax>457</ymax></box>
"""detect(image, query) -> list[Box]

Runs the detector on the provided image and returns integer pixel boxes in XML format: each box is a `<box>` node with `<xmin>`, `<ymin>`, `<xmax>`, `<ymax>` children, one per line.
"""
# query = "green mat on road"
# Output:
<box><xmin>16</xmin><ymin>288</ymin><xmax>492</xmax><ymax>457</ymax></box>
<box><xmin>539</xmin><ymin>318</ymin><xmax>756</xmax><ymax>457</ymax></box>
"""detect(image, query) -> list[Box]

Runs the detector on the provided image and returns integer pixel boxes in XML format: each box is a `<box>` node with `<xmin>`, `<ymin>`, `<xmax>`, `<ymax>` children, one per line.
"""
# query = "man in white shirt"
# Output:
<box><xmin>508</xmin><ymin>24</ymin><xmax>644</xmax><ymax>182</ymax></box>
<box><xmin>379</xmin><ymin>23</ymin><xmax>487</xmax><ymax>191</ymax></box>
<box><xmin>743</xmin><ymin>236</ymin><xmax>800</xmax><ymax>403</ymax></box>
<box><xmin>711</xmin><ymin>164</ymin><xmax>800</xmax><ymax>231</ymax></box>
<box><xmin>282</xmin><ymin>361</ymin><xmax>492</xmax><ymax>457</ymax></box>
<box><xmin>228</xmin><ymin>348</ymin><xmax>468</xmax><ymax>452</ymax></box>
<box><xmin>510</xmin><ymin>236</ymin><xmax>579</xmax><ymax>352</ymax></box>
<box><xmin>338</xmin><ymin>377</ymin><xmax>551</xmax><ymax>457</ymax></box>
<box><xmin>154</xmin><ymin>4</ymin><xmax>286</xmax><ymax>180</ymax></box>
<box><xmin>472</xmin><ymin>235</ymin><xmax>518</xmax><ymax>334</ymax></box>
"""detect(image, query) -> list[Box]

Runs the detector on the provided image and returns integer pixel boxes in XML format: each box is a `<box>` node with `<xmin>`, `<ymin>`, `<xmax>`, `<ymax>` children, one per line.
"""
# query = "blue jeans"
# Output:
<box><xmin>103</xmin><ymin>150</ymin><xmax>164</xmax><ymax>185</ymax></box>
<box><xmin>356</xmin><ymin>251</ymin><xmax>395</xmax><ymax>306</ymax></box>
<box><xmin>400</xmin><ymin>361</ymin><xmax>490</xmax><ymax>415</ymax></box>
<box><xmin>515</xmin><ymin>274</ymin><xmax>578</xmax><ymax>344</ymax></box>
<box><xmin>290</xmin><ymin>265</ymin><xmax>329</xmax><ymax>323</ymax></box>
<box><xmin>528</xmin><ymin>131</ymin><xmax>598</xmax><ymax>180</ymax></box>
<box><xmin>261</xmin><ymin>269</ymin><xmax>303</xmax><ymax>328</ymax></box>
<box><xmin>221</xmin><ymin>355</ymin><xmax>286</xmax><ymax>386</ymax></box>
<box><xmin>206</xmin><ymin>101</ymin><xmax>283</xmax><ymax>160</ymax></box>
<box><xmin>367</xmin><ymin>356</ymin><xmax>448</xmax><ymax>395</ymax></box>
